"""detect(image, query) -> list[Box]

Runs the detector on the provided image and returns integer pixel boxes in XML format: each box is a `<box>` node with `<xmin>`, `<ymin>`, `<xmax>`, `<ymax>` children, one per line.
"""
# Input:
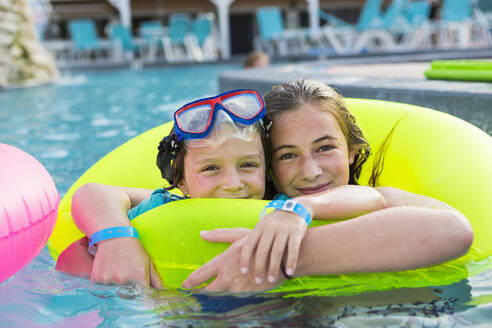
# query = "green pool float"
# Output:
<box><xmin>424</xmin><ymin>60</ymin><xmax>492</xmax><ymax>82</ymax></box>
<box><xmin>49</xmin><ymin>99</ymin><xmax>492</xmax><ymax>297</ymax></box>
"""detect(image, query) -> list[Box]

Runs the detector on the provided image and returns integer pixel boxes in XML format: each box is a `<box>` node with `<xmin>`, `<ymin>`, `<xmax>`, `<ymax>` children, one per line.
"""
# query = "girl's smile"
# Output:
<box><xmin>270</xmin><ymin>104</ymin><xmax>355</xmax><ymax>197</ymax></box>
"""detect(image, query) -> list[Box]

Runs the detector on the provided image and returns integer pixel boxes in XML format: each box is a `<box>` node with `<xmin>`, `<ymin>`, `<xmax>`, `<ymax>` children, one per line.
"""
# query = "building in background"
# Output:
<box><xmin>45</xmin><ymin>0</ymin><xmax>366</xmax><ymax>55</ymax></box>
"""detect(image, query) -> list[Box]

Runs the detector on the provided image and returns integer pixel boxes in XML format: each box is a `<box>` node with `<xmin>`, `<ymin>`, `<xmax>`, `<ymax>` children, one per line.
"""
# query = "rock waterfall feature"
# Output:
<box><xmin>0</xmin><ymin>0</ymin><xmax>58</xmax><ymax>88</ymax></box>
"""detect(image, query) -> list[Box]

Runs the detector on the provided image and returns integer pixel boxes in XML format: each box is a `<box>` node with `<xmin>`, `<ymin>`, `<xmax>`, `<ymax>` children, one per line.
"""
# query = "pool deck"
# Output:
<box><xmin>219</xmin><ymin>51</ymin><xmax>492</xmax><ymax>135</ymax></box>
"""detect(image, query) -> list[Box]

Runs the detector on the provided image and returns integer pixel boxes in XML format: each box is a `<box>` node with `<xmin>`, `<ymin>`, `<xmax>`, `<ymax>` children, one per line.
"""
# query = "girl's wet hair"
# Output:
<box><xmin>156</xmin><ymin>122</ymin><xmax>274</xmax><ymax>198</ymax></box>
<box><xmin>264</xmin><ymin>79</ymin><xmax>372</xmax><ymax>185</ymax></box>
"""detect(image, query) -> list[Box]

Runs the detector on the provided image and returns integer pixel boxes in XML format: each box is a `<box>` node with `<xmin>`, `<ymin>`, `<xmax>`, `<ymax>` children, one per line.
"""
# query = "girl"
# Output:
<box><xmin>56</xmin><ymin>89</ymin><xmax>271</xmax><ymax>288</ymax></box>
<box><xmin>182</xmin><ymin>79</ymin><xmax>474</xmax><ymax>292</ymax></box>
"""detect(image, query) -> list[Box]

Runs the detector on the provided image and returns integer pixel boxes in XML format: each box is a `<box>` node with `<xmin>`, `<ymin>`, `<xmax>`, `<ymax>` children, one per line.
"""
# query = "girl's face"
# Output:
<box><xmin>270</xmin><ymin>104</ymin><xmax>355</xmax><ymax>198</ymax></box>
<box><xmin>178</xmin><ymin>135</ymin><xmax>266</xmax><ymax>199</ymax></box>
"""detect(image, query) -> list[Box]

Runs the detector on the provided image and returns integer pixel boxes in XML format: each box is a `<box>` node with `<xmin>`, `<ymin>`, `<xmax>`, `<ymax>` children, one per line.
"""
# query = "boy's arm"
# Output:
<box><xmin>71</xmin><ymin>183</ymin><xmax>152</xmax><ymax>236</ymax></box>
<box><xmin>55</xmin><ymin>237</ymin><xmax>93</xmax><ymax>278</ymax></box>
<box><xmin>64</xmin><ymin>183</ymin><xmax>162</xmax><ymax>288</ymax></box>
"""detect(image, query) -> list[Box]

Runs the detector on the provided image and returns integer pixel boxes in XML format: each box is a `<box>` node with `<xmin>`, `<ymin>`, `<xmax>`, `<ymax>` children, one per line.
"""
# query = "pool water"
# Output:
<box><xmin>1</xmin><ymin>64</ymin><xmax>492</xmax><ymax>327</ymax></box>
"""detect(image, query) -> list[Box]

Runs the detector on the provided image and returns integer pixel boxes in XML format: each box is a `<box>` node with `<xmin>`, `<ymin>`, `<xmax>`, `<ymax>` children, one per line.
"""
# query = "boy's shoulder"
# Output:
<box><xmin>151</xmin><ymin>188</ymin><xmax>186</xmax><ymax>203</ymax></box>
<box><xmin>128</xmin><ymin>188</ymin><xmax>186</xmax><ymax>220</ymax></box>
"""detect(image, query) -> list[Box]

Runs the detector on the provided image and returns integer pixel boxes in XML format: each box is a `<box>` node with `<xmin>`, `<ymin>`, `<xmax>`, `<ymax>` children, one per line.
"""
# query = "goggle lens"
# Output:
<box><xmin>222</xmin><ymin>93</ymin><xmax>263</xmax><ymax>119</ymax></box>
<box><xmin>174</xmin><ymin>90</ymin><xmax>265</xmax><ymax>139</ymax></box>
<box><xmin>176</xmin><ymin>103</ymin><xmax>212</xmax><ymax>133</ymax></box>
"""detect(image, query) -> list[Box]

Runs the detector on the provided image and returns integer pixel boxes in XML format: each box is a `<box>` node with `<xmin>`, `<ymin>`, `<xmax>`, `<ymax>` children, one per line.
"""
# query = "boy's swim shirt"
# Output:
<box><xmin>128</xmin><ymin>191</ymin><xmax>287</xmax><ymax>221</ymax></box>
<box><xmin>128</xmin><ymin>189</ymin><xmax>186</xmax><ymax>220</ymax></box>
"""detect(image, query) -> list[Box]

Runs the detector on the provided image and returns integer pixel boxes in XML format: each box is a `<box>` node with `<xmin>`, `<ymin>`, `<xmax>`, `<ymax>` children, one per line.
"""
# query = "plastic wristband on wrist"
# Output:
<box><xmin>260</xmin><ymin>195</ymin><xmax>312</xmax><ymax>226</ymax></box>
<box><xmin>88</xmin><ymin>226</ymin><xmax>139</xmax><ymax>256</ymax></box>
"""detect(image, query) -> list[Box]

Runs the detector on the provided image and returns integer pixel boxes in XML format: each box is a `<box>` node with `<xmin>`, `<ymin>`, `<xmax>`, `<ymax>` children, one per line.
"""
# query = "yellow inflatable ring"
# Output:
<box><xmin>48</xmin><ymin>99</ymin><xmax>492</xmax><ymax>297</ymax></box>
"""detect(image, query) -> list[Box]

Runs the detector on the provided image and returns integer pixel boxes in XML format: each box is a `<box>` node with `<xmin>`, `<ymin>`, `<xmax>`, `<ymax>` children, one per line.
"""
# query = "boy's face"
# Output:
<box><xmin>178</xmin><ymin>135</ymin><xmax>266</xmax><ymax>199</ymax></box>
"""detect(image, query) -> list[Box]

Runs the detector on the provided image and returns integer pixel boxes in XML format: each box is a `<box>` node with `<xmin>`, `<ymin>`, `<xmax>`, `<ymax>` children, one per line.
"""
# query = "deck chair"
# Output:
<box><xmin>321</xmin><ymin>0</ymin><xmax>395</xmax><ymax>54</ymax></box>
<box><xmin>404</xmin><ymin>1</ymin><xmax>431</xmax><ymax>26</ymax></box>
<box><xmin>318</xmin><ymin>10</ymin><xmax>351</xmax><ymax>28</ymax></box>
<box><xmin>139</xmin><ymin>20</ymin><xmax>164</xmax><ymax>61</ymax></box>
<box><xmin>162</xmin><ymin>13</ymin><xmax>193</xmax><ymax>62</ymax></box>
<box><xmin>107</xmin><ymin>23</ymin><xmax>139</xmax><ymax>62</ymax></box>
<box><xmin>356</xmin><ymin>0</ymin><xmax>384</xmax><ymax>30</ymax></box>
<box><xmin>396</xmin><ymin>1</ymin><xmax>433</xmax><ymax>50</ymax></box>
<box><xmin>352</xmin><ymin>0</ymin><xmax>408</xmax><ymax>52</ymax></box>
<box><xmin>68</xmin><ymin>19</ymin><xmax>112</xmax><ymax>63</ymax></box>
<box><xmin>376</xmin><ymin>0</ymin><xmax>433</xmax><ymax>50</ymax></box>
<box><xmin>186</xmin><ymin>13</ymin><xmax>219</xmax><ymax>61</ymax></box>
<box><xmin>380</xmin><ymin>0</ymin><xmax>409</xmax><ymax>29</ymax></box>
<box><xmin>473</xmin><ymin>0</ymin><xmax>492</xmax><ymax>46</ymax></box>
<box><xmin>436</xmin><ymin>0</ymin><xmax>479</xmax><ymax>48</ymax></box>
<box><xmin>254</xmin><ymin>7</ymin><xmax>310</xmax><ymax>56</ymax></box>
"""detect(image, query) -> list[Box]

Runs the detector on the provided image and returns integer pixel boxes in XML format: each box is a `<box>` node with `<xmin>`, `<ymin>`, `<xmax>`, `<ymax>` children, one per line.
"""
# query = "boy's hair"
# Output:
<box><xmin>156</xmin><ymin>122</ymin><xmax>274</xmax><ymax>198</ymax></box>
<box><xmin>156</xmin><ymin>128</ymin><xmax>186</xmax><ymax>190</ymax></box>
<box><xmin>264</xmin><ymin>79</ymin><xmax>371</xmax><ymax>185</ymax></box>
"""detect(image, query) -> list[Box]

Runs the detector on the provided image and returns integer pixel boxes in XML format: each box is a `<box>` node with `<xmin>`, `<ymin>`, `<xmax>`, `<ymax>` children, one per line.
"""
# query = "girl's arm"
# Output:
<box><xmin>240</xmin><ymin>185</ymin><xmax>387</xmax><ymax>283</ymax></box>
<box><xmin>61</xmin><ymin>183</ymin><xmax>162</xmax><ymax>288</ymax></box>
<box><xmin>190</xmin><ymin>187</ymin><xmax>472</xmax><ymax>291</ymax></box>
<box><xmin>293</xmin><ymin>187</ymin><xmax>473</xmax><ymax>276</ymax></box>
<box><xmin>296</xmin><ymin>185</ymin><xmax>387</xmax><ymax>220</ymax></box>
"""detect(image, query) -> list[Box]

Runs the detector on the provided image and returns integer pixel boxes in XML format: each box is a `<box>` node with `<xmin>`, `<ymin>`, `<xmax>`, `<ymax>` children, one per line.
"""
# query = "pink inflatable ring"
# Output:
<box><xmin>0</xmin><ymin>143</ymin><xmax>59</xmax><ymax>283</ymax></box>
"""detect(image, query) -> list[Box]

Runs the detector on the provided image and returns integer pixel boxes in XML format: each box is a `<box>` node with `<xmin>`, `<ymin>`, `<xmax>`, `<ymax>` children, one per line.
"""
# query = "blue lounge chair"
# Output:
<box><xmin>168</xmin><ymin>14</ymin><xmax>191</xmax><ymax>45</ymax></box>
<box><xmin>437</xmin><ymin>0</ymin><xmax>481</xmax><ymax>48</ymax></box>
<box><xmin>68</xmin><ymin>19</ymin><xmax>112</xmax><ymax>62</ymax></box>
<box><xmin>477</xmin><ymin>0</ymin><xmax>492</xmax><ymax>12</ymax></box>
<box><xmin>192</xmin><ymin>13</ymin><xmax>214</xmax><ymax>47</ymax></box>
<box><xmin>404</xmin><ymin>1</ymin><xmax>431</xmax><ymax>26</ymax></box>
<box><xmin>380</xmin><ymin>0</ymin><xmax>409</xmax><ymax>29</ymax></box>
<box><xmin>107</xmin><ymin>23</ymin><xmax>139</xmax><ymax>61</ymax></box>
<box><xmin>319</xmin><ymin>0</ymin><xmax>384</xmax><ymax>30</ymax></box>
<box><xmin>139</xmin><ymin>20</ymin><xmax>164</xmax><ymax>61</ymax></box>
<box><xmin>375</xmin><ymin>0</ymin><xmax>433</xmax><ymax>50</ymax></box>
<box><xmin>162</xmin><ymin>13</ymin><xmax>193</xmax><ymax>62</ymax></box>
<box><xmin>188</xmin><ymin>13</ymin><xmax>219</xmax><ymax>61</ymax></box>
<box><xmin>320</xmin><ymin>0</ymin><xmax>396</xmax><ymax>54</ymax></box>
<box><xmin>396</xmin><ymin>1</ymin><xmax>433</xmax><ymax>50</ymax></box>
<box><xmin>318</xmin><ymin>10</ymin><xmax>351</xmax><ymax>28</ymax></box>
<box><xmin>442</xmin><ymin>0</ymin><xmax>472</xmax><ymax>22</ymax></box>
<box><xmin>255</xmin><ymin>6</ymin><xmax>310</xmax><ymax>56</ymax></box>
<box><xmin>474</xmin><ymin>0</ymin><xmax>492</xmax><ymax>45</ymax></box>
<box><xmin>356</xmin><ymin>0</ymin><xmax>384</xmax><ymax>30</ymax></box>
<box><xmin>69</xmin><ymin>19</ymin><xmax>99</xmax><ymax>51</ymax></box>
<box><xmin>355</xmin><ymin>0</ymin><xmax>434</xmax><ymax>52</ymax></box>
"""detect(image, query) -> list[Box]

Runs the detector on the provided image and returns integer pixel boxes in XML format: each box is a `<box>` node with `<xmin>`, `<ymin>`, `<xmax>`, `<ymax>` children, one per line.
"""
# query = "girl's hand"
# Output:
<box><xmin>91</xmin><ymin>237</ymin><xmax>163</xmax><ymax>289</ymax></box>
<box><xmin>182</xmin><ymin>230</ymin><xmax>285</xmax><ymax>292</ymax></box>
<box><xmin>240</xmin><ymin>210</ymin><xmax>308</xmax><ymax>284</ymax></box>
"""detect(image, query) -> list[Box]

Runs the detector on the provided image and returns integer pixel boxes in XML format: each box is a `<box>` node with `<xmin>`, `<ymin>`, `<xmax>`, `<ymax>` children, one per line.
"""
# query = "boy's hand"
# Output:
<box><xmin>91</xmin><ymin>237</ymin><xmax>162</xmax><ymax>289</ymax></box>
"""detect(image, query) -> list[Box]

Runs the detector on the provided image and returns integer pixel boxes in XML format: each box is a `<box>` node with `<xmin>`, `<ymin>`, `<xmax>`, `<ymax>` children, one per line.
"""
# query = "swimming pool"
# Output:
<box><xmin>1</xmin><ymin>63</ymin><xmax>492</xmax><ymax>327</ymax></box>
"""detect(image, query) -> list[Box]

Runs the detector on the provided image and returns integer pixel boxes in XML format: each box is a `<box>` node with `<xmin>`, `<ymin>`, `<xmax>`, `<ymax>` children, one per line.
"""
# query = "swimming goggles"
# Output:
<box><xmin>173</xmin><ymin>89</ymin><xmax>266</xmax><ymax>140</ymax></box>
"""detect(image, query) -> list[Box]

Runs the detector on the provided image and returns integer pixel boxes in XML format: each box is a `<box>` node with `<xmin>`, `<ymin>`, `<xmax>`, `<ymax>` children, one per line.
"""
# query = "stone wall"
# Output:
<box><xmin>0</xmin><ymin>0</ymin><xmax>58</xmax><ymax>88</ymax></box>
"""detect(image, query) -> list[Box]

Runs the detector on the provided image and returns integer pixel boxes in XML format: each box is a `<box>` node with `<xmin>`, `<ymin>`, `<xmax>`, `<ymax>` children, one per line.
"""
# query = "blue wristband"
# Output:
<box><xmin>88</xmin><ymin>226</ymin><xmax>139</xmax><ymax>256</ymax></box>
<box><xmin>260</xmin><ymin>196</ymin><xmax>312</xmax><ymax>226</ymax></box>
